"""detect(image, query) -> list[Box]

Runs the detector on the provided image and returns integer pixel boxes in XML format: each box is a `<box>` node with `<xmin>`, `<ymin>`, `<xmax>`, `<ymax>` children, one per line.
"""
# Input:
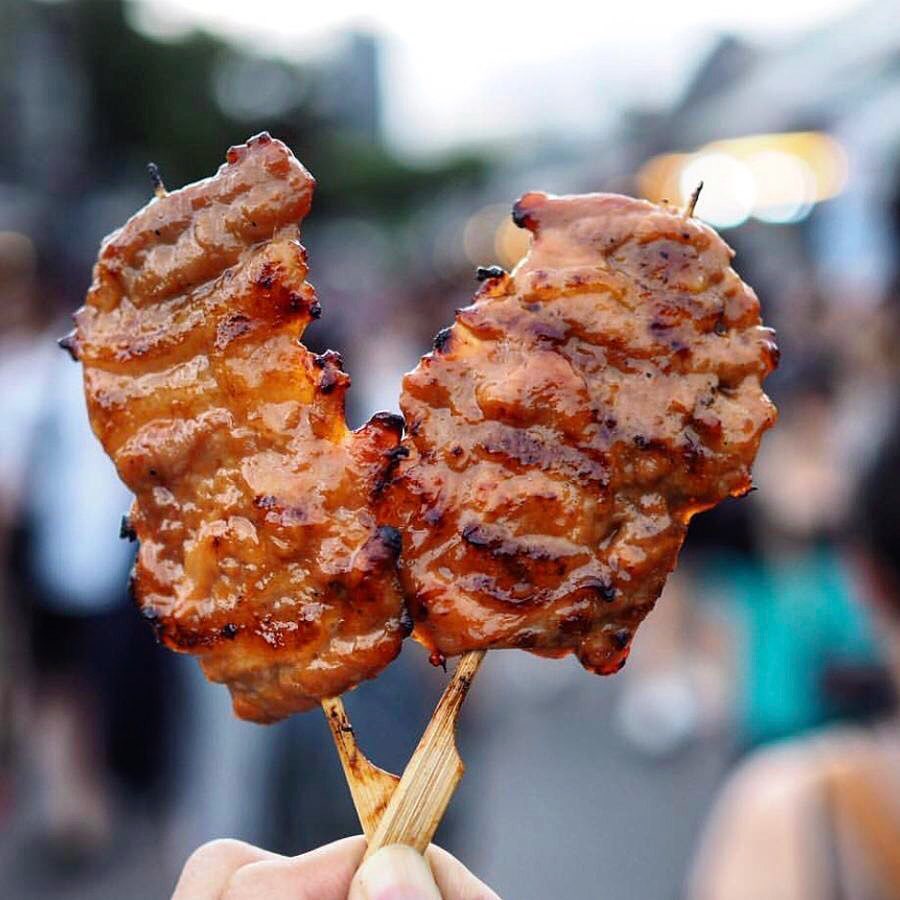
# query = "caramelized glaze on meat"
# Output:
<box><xmin>385</xmin><ymin>192</ymin><xmax>777</xmax><ymax>674</ymax></box>
<box><xmin>71</xmin><ymin>134</ymin><xmax>408</xmax><ymax>722</ymax></box>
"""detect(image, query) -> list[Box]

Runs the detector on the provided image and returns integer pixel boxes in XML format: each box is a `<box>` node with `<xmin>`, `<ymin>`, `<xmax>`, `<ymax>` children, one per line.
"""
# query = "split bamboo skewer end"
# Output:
<box><xmin>321</xmin><ymin>696</ymin><xmax>399</xmax><ymax>839</ymax></box>
<box><xmin>363</xmin><ymin>649</ymin><xmax>486</xmax><ymax>858</ymax></box>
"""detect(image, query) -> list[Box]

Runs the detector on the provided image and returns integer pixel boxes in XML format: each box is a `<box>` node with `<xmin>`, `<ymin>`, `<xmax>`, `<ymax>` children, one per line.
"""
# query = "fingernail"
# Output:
<box><xmin>349</xmin><ymin>845</ymin><xmax>442</xmax><ymax>900</ymax></box>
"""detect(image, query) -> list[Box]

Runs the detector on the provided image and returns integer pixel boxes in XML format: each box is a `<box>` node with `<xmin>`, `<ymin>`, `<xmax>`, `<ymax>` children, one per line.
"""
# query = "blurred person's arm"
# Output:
<box><xmin>172</xmin><ymin>836</ymin><xmax>499</xmax><ymax>900</ymax></box>
<box><xmin>688</xmin><ymin>744</ymin><xmax>828</xmax><ymax>900</ymax></box>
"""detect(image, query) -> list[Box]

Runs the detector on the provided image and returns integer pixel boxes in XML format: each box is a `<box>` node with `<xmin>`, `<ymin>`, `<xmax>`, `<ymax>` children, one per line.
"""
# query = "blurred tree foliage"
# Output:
<box><xmin>12</xmin><ymin>0</ymin><xmax>488</xmax><ymax>218</ymax></box>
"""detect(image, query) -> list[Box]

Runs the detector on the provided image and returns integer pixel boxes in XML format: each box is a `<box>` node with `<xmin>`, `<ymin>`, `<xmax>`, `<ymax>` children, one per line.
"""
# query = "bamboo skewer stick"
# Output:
<box><xmin>685</xmin><ymin>181</ymin><xmax>703</xmax><ymax>218</ymax></box>
<box><xmin>147</xmin><ymin>162</ymin><xmax>167</xmax><ymax>199</ymax></box>
<box><xmin>321</xmin><ymin>697</ymin><xmax>399</xmax><ymax>839</ymax></box>
<box><xmin>363</xmin><ymin>649</ymin><xmax>486</xmax><ymax>858</ymax></box>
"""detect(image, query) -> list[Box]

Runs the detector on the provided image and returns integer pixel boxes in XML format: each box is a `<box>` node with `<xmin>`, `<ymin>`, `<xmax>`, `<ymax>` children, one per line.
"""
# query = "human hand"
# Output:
<box><xmin>172</xmin><ymin>835</ymin><xmax>500</xmax><ymax>899</ymax></box>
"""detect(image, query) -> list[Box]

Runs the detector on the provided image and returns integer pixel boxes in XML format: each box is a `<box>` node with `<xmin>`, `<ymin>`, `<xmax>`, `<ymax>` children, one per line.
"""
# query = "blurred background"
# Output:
<box><xmin>1</xmin><ymin>0</ymin><xmax>899</xmax><ymax>897</ymax></box>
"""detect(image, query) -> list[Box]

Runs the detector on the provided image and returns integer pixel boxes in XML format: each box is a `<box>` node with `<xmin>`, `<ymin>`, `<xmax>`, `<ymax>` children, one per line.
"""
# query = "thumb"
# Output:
<box><xmin>349</xmin><ymin>845</ymin><xmax>443</xmax><ymax>900</ymax></box>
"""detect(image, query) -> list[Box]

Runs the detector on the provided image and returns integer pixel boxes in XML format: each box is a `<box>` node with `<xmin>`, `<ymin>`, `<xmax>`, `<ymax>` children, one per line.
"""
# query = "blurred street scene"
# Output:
<box><xmin>1</xmin><ymin>0</ymin><xmax>899</xmax><ymax>897</ymax></box>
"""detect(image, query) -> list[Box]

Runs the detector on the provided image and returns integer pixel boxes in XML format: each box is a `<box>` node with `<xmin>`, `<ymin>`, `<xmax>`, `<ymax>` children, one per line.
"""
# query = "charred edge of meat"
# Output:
<box><xmin>369</xmin><ymin>411</ymin><xmax>405</xmax><ymax>437</ymax></box>
<box><xmin>313</xmin><ymin>350</ymin><xmax>345</xmax><ymax>395</ymax></box>
<box><xmin>432</xmin><ymin>327</ymin><xmax>453</xmax><ymax>353</ymax></box>
<box><xmin>309</xmin><ymin>300</ymin><xmax>322</xmax><ymax>319</ymax></box>
<box><xmin>313</xmin><ymin>350</ymin><xmax>343</xmax><ymax>370</ymax></box>
<box><xmin>511</xmin><ymin>198</ymin><xmax>538</xmax><ymax>231</ymax></box>
<box><xmin>119</xmin><ymin>514</ymin><xmax>137</xmax><ymax>542</ymax></box>
<box><xmin>57</xmin><ymin>331</ymin><xmax>78</xmax><ymax>361</ymax></box>
<box><xmin>220</xmin><ymin>623</ymin><xmax>239</xmax><ymax>640</ymax></box>
<box><xmin>475</xmin><ymin>265</ymin><xmax>506</xmax><ymax>282</ymax></box>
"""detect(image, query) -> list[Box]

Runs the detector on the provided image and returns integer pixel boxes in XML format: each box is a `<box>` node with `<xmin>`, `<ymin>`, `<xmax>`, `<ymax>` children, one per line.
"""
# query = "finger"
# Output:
<box><xmin>222</xmin><ymin>836</ymin><xmax>367</xmax><ymax>900</ymax></box>
<box><xmin>349</xmin><ymin>844</ymin><xmax>442</xmax><ymax>900</ymax></box>
<box><xmin>172</xmin><ymin>839</ymin><xmax>279</xmax><ymax>900</ymax></box>
<box><xmin>426</xmin><ymin>845</ymin><xmax>502</xmax><ymax>900</ymax></box>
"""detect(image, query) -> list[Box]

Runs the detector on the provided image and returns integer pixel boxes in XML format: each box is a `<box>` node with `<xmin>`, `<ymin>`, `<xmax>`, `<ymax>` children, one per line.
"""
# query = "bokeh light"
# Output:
<box><xmin>680</xmin><ymin>153</ymin><xmax>757</xmax><ymax>228</ymax></box>
<box><xmin>639</xmin><ymin>131</ymin><xmax>849</xmax><ymax>228</ymax></box>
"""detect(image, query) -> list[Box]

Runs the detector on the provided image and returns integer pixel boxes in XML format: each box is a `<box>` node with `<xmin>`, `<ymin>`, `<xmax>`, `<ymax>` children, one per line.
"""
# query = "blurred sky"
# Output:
<box><xmin>131</xmin><ymin>0</ymin><xmax>866</xmax><ymax>157</ymax></box>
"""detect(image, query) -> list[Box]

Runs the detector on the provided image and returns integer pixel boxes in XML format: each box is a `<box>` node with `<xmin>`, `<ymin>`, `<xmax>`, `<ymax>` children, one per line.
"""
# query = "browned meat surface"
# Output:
<box><xmin>385</xmin><ymin>191</ymin><xmax>777</xmax><ymax>674</ymax></box>
<box><xmin>70</xmin><ymin>133</ymin><xmax>409</xmax><ymax>722</ymax></box>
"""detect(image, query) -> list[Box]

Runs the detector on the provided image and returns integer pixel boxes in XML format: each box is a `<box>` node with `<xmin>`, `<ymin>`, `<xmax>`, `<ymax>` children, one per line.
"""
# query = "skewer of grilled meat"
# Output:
<box><xmin>383</xmin><ymin>191</ymin><xmax>777</xmax><ymax>676</ymax></box>
<box><xmin>67</xmin><ymin>133</ymin><xmax>409</xmax><ymax>723</ymax></box>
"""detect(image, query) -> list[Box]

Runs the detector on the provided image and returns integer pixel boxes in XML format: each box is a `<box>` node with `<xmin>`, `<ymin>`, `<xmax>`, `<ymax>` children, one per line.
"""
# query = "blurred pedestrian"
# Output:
<box><xmin>689</xmin><ymin>404</ymin><xmax>900</xmax><ymax>900</ymax></box>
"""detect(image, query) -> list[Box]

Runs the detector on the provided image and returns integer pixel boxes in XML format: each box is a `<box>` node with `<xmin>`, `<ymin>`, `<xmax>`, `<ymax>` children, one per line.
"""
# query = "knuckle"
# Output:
<box><xmin>183</xmin><ymin>838</ymin><xmax>251</xmax><ymax>872</ymax></box>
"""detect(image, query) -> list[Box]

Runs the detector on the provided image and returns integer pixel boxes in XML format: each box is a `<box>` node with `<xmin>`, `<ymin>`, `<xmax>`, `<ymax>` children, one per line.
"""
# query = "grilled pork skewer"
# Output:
<box><xmin>67</xmin><ymin>134</ymin><xmax>409</xmax><ymax>727</ymax></box>
<box><xmin>373</xmin><ymin>186</ymin><xmax>777</xmax><ymax>846</ymax></box>
<box><xmin>384</xmin><ymin>189</ymin><xmax>776</xmax><ymax>677</ymax></box>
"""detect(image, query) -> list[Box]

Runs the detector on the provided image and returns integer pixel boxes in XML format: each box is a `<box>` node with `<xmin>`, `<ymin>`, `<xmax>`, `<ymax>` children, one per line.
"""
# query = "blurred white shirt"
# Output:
<box><xmin>23</xmin><ymin>335</ymin><xmax>134</xmax><ymax>614</ymax></box>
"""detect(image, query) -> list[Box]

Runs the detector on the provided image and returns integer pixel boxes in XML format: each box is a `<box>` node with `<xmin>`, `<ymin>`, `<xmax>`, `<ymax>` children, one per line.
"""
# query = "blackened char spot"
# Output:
<box><xmin>398</xmin><ymin>607</ymin><xmax>414</xmax><ymax>636</ymax></box>
<box><xmin>57</xmin><ymin>331</ymin><xmax>78</xmax><ymax>361</ymax></box>
<box><xmin>461</xmin><ymin>523</ymin><xmax>491</xmax><ymax>547</ymax></box>
<box><xmin>139</xmin><ymin>601</ymin><xmax>164</xmax><ymax>641</ymax></box>
<box><xmin>432</xmin><ymin>327</ymin><xmax>453</xmax><ymax>353</ymax></box>
<box><xmin>376</xmin><ymin>525</ymin><xmax>402</xmax><ymax>557</ymax></box>
<box><xmin>221</xmin><ymin>623</ymin><xmax>238</xmax><ymax>640</ymax></box>
<box><xmin>475</xmin><ymin>265</ymin><xmax>506</xmax><ymax>281</ymax></box>
<box><xmin>119</xmin><ymin>514</ymin><xmax>137</xmax><ymax>542</ymax></box>
<box><xmin>386</xmin><ymin>444</ymin><xmax>410</xmax><ymax>463</ymax></box>
<box><xmin>309</xmin><ymin>300</ymin><xmax>322</xmax><ymax>319</ymax></box>
<box><xmin>313</xmin><ymin>350</ymin><xmax>343</xmax><ymax>370</ymax></box>
<box><xmin>612</xmin><ymin>627</ymin><xmax>631</xmax><ymax>649</ymax></box>
<box><xmin>583</xmin><ymin>577</ymin><xmax>616</xmax><ymax>603</ymax></box>
<box><xmin>369</xmin><ymin>411</ymin><xmax>405</xmax><ymax>436</ymax></box>
<box><xmin>313</xmin><ymin>350</ymin><xmax>344</xmax><ymax>394</ymax></box>
<box><xmin>216</xmin><ymin>314</ymin><xmax>252</xmax><ymax>349</ymax></box>
<box><xmin>511</xmin><ymin>199</ymin><xmax>538</xmax><ymax>231</ymax></box>
<box><xmin>374</xmin><ymin>444</ymin><xmax>410</xmax><ymax>495</ymax></box>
